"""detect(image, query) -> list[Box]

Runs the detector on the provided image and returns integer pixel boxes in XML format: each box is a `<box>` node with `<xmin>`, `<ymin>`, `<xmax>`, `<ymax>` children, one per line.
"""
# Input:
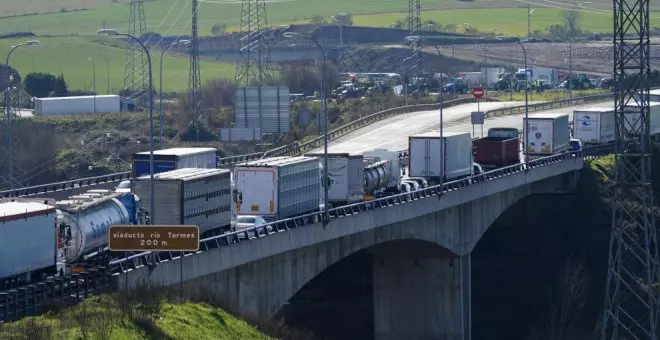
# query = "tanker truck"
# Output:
<box><xmin>57</xmin><ymin>190</ymin><xmax>141</xmax><ymax>272</ymax></box>
<box><xmin>363</xmin><ymin>149</ymin><xmax>401</xmax><ymax>198</ymax></box>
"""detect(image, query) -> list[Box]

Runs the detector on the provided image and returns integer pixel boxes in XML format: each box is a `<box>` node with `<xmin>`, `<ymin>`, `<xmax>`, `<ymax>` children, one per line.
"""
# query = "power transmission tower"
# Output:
<box><xmin>602</xmin><ymin>0</ymin><xmax>660</xmax><ymax>339</ymax></box>
<box><xmin>235</xmin><ymin>0</ymin><xmax>272</xmax><ymax>86</ymax></box>
<box><xmin>189</xmin><ymin>0</ymin><xmax>202</xmax><ymax>141</ymax></box>
<box><xmin>408</xmin><ymin>0</ymin><xmax>421</xmax><ymax>102</ymax></box>
<box><xmin>124</xmin><ymin>0</ymin><xmax>148</xmax><ymax>100</ymax></box>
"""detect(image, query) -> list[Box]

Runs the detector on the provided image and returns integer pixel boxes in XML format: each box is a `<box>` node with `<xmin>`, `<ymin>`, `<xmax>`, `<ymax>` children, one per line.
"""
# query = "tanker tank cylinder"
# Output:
<box><xmin>59</xmin><ymin>197</ymin><xmax>131</xmax><ymax>263</ymax></box>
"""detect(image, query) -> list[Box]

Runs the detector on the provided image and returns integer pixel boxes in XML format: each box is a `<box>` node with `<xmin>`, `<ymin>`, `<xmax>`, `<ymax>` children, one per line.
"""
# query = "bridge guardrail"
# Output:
<box><xmin>1</xmin><ymin>92</ymin><xmax>614</xmax><ymax>198</ymax></box>
<box><xmin>218</xmin><ymin>96</ymin><xmax>480</xmax><ymax>165</ymax></box>
<box><xmin>484</xmin><ymin>92</ymin><xmax>614</xmax><ymax>118</ymax></box>
<box><xmin>0</xmin><ymin>172</ymin><xmax>132</xmax><ymax>199</ymax></box>
<box><xmin>109</xmin><ymin>145</ymin><xmax>611</xmax><ymax>275</ymax></box>
<box><xmin>0</xmin><ymin>269</ymin><xmax>112</xmax><ymax>322</ymax></box>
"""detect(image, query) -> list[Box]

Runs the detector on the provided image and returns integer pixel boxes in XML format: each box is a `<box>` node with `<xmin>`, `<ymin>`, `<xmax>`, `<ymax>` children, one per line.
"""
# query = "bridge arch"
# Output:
<box><xmin>172</xmin><ymin>187</ymin><xmax>530</xmax><ymax>322</ymax></box>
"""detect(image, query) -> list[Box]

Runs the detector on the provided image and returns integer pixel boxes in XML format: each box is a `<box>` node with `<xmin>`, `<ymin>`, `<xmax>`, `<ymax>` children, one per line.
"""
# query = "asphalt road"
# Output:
<box><xmin>311</xmin><ymin>101</ymin><xmax>619</xmax><ymax>154</ymax></box>
<box><xmin>312</xmin><ymin>101</ymin><xmax>530</xmax><ymax>154</ymax></box>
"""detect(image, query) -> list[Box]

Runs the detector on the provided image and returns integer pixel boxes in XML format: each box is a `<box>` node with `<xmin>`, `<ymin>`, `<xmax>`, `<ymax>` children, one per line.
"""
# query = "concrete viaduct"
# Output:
<box><xmin>114</xmin><ymin>153</ymin><xmax>584</xmax><ymax>339</ymax></box>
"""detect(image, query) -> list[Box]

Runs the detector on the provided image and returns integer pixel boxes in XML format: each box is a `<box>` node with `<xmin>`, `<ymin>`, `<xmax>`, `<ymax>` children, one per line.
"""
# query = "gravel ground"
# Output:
<box><xmin>436</xmin><ymin>39</ymin><xmax>660</xmax><ymax>77</ymax></box>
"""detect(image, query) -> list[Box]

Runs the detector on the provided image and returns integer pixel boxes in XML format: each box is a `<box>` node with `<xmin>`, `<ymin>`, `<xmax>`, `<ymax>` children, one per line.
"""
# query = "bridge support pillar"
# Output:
<box><xmin>372</xmin><ymin>252</ymin><xmax>470</xmax><ymax>340</ymax></box>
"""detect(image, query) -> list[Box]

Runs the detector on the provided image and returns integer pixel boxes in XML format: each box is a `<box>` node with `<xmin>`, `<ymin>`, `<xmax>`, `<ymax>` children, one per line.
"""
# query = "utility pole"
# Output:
<box><xmin>189</xmin><ymin>0</ymin><xmax>202</xmax><ymax>142</ymax></box>
<box><xmin>527</xmin><ymin>4</ymin><xmax>535</xmax><ymax>39</ymax></box>
<box><xmin>236</xmin><ymin>0</ymin><xmax>272</xmax><ymax>86</ymax></box>
<box><xmin>601</xmin><ymin>0</ymin><xmax>659</xmax><ymax>338</ymax></box>
<box><xmin>483</xmin><ymin>43</ymin><xmax>488</xmax><ymax>95</ymax></box>
<box><xmin>408</xmin><ymin>0</ymin><xmax>421</xmax><ymax>104</ymax></box>
<box><xmin>123</xmin><ymin>0</ymin><xmax>148</xmax><ymax>102</ymax></box>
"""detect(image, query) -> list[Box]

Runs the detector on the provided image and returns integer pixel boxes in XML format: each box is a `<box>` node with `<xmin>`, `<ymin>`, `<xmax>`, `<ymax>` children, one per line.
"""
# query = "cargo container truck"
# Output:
<box><xmin>234</xmin><ymin>156</ymin><xmax>321</xmax><ymax>221</ymax></box>
<box><xmin>481</xmin><ymin>67</ymin><xmax>506</xmax><ymax>89</ymax></box>
<box><xmin>132</xmin><ymin>147</ymin><xmax>217</xmax><ymax>178</ymax></box>
<box><xmin>35</xmin><ymin>95</ymin><xmax>121</xmax><ymax>116</ymax></box>
<box><xmin>572</xmin><ymin>108</ymin><xmax>615</xmax><ymax>144</ymax></box>
<box><xmin>305</xmin><ymin>153</ymin><xmax>364</xmax><ymax>207</ymax></box>
<box><xmin>622</xmin><ymin>102</ymin><xmax>660</xmax><ymax>136</ymax></box>
<box><xmin>523</xmin><ymin>113</ymin><xmax>570</xmax><ymax>159</ymax></box>
<box><xmin>0</xmin><ymin>199</ymin><xmax>61</xmax><ymax>287</ymax></box>
<box><xmin>472</xmin><ymin>127</ymin><xmax>520</xmax><ymax>169</ymax></box>
<box><xmin>363</xmin><ymin>149</ymin><xmax>402</xmax><ymax>197</ymax></box>
<box><xmin>408</xmin><ymin>131</ymin><xmax>473</xmax><ymax>182</ymax></box>
<box><xmin>132</xmin><ymin>168</ymin><xmax>232</xmax><ymax>237</ymax></box>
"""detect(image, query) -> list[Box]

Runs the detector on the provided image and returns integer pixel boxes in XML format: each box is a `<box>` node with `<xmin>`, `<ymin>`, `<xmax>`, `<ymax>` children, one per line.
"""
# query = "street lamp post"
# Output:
<box><xmin>516</xmin><ymin>40</ymin><xmax>529</xmax><ymax>163</ymax></box>
<box><xmin>406</xmin><ymin>35</ymin><xmax>444</xmax><ymax>181</ymax></box>
<box><xmin>96</xmin><ymin>53</ymin><xmax>110</xmax><ymax>94</ymax></box>
<box><xmin>97</xmin><ymin>28</ymin><xmax>155</xmax><ymax>224</ymax></box>
<box><xmin>4</xmin><ymin>39</ymin><xmax>39</xmax><ymax>189</ymax></box>
<box><xmin>159</xmin><ymin>40</ymin><xmax>191</xmax><ymax>148</ymax></box>
<box><xmin>88</xmin><ymin>57</ymin><xmax>97</xmax><ymax>113</ymax></box>
<box><xmin>283</xmin><ymin>31</ymin><xmax>329</xmax><ymax>224</ymax></box>
<box><xmin>527</xmin><ymin>5</ymin><xmax>536</xmax><ymax>39</ymax></box>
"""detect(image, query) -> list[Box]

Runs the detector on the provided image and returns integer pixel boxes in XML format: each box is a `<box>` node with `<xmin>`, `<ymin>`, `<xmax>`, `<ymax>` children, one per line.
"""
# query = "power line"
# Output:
<box><xmin>235</xmin><ymin>0</ymin><xmax>273</xmax><ymax>86</ymax></box>
<box><xmin>602</xmin><ymin>0</ymin><xmax>660</xmax><ymax>338</ymax></box>
<box><xmin>189</xmin><ymin>0</ymin><xmax>202</xmax><ymax>142</ymax></box>
<box><xmin>124</xmin><ymin>0</ymin><xmax>148</xmax><ymax>101</ymax></box>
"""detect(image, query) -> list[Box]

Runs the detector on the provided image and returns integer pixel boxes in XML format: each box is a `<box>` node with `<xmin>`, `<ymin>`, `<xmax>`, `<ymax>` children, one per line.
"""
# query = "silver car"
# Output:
<box><xmin>233</xmin><ymin>215</ymin><xmax>272</xmax><ymax>238</ymax></box>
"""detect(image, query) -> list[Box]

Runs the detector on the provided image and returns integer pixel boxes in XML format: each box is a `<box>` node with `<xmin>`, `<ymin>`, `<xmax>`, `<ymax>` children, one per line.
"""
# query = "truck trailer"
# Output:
<box><xmin>132</xmin><ymin>147</ymin><xmax>217</xmax><ymax>178</ymax></box>
<box><xmin>132</xmin><ymin>168</ymin><xmax>232</xmax><ymax>237</ymax></box>
<box><xmin>305</xmin><ymin>152</ymin><xmax>364</xmax><ymax>207</ymax></box>
<box><xmin>523</xmin><ymin>113</ymin><xmax>570</xmax><ymax>158</ymax></box>
<box><xmin>0</xmin><ymin>199</ymin><xmax>60</xmax><ymax>286</ymax></box>
<box><xmin>35</xmin><ymin>95</ymin><xmax>121</xmax><ymax>116</ymax></box>
<box><xmin>481</xmin><ymin>67</ymin><xmax>506</xmax><ymax>89</ymax></box>
<box><xmin>473</xmin><ymin>127</ymin><xmax>520</xmax><ymax>169</ymax></box>
<box><xmin>620</xmin><ymin>101</ymin><xmax>660</xmax><ymax>135</ymax></box>
<box><xmin>234</xmin><ymin>156</ymin><xmax>321</xmax><ymax>221</ymax></box>
<box><xmin>408</xmin><ymin>131</ymin><xmax>473</xmax><ymax>182</ymax></box>
<box><xmin>572</xmin><ymin>108</ymin><xmax>615</xmax><ymax>144</ymax></box>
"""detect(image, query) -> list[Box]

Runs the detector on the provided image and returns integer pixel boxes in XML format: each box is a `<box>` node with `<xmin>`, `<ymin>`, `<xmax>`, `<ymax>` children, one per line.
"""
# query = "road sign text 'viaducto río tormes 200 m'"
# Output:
<box><xmin>108</xmin><ymin>225</ymin><xmax>200</xmax><ymax>252</ymax></box>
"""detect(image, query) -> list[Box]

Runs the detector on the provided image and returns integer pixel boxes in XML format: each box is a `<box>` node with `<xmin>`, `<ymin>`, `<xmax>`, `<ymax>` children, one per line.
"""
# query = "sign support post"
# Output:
<box><xmin>470</xmin><ymin>87</ymin><xmax>486</xmax><ymax>139</ymax></box>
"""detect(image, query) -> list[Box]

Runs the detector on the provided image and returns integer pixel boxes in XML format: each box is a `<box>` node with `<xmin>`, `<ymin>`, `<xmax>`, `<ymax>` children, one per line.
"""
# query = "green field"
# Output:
<box><xmin>0</xmin><ymin>0</ymin><xmax>657</xmax><ymax>38</ymax></box>
<box><xmin>0</xmin><ymin>36</ymin><xmax>234</xmax><ymax>92</ymax></box>
<box><xmin>0</xmin><ymin>0</ymin><xmax>442</xmax><ymax>36</ymax></box>
<box><xmin>352</xmin><ymin>8</ymin><xmax>660</xmax><ymax>35</ymax></box>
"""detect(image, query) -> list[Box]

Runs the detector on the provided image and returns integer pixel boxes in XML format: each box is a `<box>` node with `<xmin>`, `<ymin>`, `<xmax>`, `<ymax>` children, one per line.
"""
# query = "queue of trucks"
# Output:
<box><xmin>9</xmin><ymin>102</ymin><xmax>659</xmax><ymax>291</ymax></box>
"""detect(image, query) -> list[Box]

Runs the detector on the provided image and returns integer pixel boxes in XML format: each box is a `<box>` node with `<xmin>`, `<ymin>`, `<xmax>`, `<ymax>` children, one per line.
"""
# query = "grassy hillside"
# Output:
<box><xmin>352</xmin><ymin>8</ymin><xmax>660</xmax><ymax>35</ymax></box>
<box><xmin>0</xmin><ymin>36</ymin><xmax>235</xmax><ymax>92</ymax></box>
<box><xmin>0</xmin><ymin>0</ymin><xmax>650</xmax><ymax>37</ymax></box>
<box><xmin>0</xmin><ymin>294</ymin><xmax>268</xmax><ymax>340</ymax></box>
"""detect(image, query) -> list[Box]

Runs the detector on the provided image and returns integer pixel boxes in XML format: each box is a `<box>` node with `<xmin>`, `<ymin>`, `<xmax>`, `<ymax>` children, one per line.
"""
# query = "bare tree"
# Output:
<box><xmin>530</xmin><ymin>256</ymin><xmax>588</xmax><ymax>340</ymax></box>
<box><xmin>563</xmin><ymin>8</ymin><xmax>581</xmax><ymax>40</ymax></box>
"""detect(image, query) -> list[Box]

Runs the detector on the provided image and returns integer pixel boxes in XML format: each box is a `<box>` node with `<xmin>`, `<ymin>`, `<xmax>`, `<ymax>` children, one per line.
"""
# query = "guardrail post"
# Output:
<box><xmin>36</xmin><ymin>282</ymin><xmax>45</xmax><ymax>314</ymax></box>
<box><xmin>19</xmin><ymin>287</ymin><xmax>27</xmax><ymax>318</ymax></box>
<box><xmin>73</xmin><ymin>274</ymin><xmax>80</xmax><ymax>300</ymax></box>
<box><xmin>30</xmin><ymin>285</ymin><xmax>37</xmax><ymax>315</ymax></box>
<box><xmin>0</xmin><ymin>292</ymin><xmax>7</xmax><ymax>321</ymax></box>
<box><xmin>56</xmin><ymin>277</ymin><xmax>64</xmax><ymax>301</ymax></box>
